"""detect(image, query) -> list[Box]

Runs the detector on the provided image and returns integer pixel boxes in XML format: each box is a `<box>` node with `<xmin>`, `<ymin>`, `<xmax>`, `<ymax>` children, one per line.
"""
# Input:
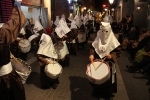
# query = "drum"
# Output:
<box><xmin>28</xmin><ymin>34</ymin><xmax>39</xmax><ymax>42</ymax></box>
<box><xmin>18</xmin><ymin>39</ymin><xmax>31</xmax><ymax>53</ymax></box>
<box><xmin>77</xmin><ymin>31</ymin><xmax>86</xmax><ymax>43</ymax></box>
<box><xmin>54</xmin><ymin>41</ymin><xmax>69</xmax><ymax>59</ymax></box>
<box><xmin>11</xmin><ymin>58</ymin><xmax>32</xmax><ymax>84</ymax></box>
<box><xmin>66</xmin><ymin>29</ymin><xmax>78</xmax><ymax>42</ymax></box>
<box><xmin>86</xmin><ymin>60</ymin><xmax>110</xmax><ymax>85</ymax></box>
<box><xmin>54</xmin><ymin>41</ymin><xmax>64</xmax><ymax>51</ymax></box>
<box><xmin>45</xmin><ymin>63</ymin><xmax>62</xmax><ymax>79</ymax></box>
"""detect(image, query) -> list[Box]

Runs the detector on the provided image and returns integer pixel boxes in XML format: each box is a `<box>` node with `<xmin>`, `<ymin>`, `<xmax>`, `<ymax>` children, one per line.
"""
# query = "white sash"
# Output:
<box><xmin>0</xmin><ymin>62</ymin><xmax>13</xmax><ymax>76</ymax></box>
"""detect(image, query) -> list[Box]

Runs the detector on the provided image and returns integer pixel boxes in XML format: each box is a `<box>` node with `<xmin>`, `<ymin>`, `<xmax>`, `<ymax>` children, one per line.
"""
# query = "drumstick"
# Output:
<box><xmin>20</xmin><ymin>41</ymin><xmax>26</xmax><ymax>45</ymax></box>
<box><xmin>10</xmin><ymin>52</ymin><xmax>23</xmax><ymax>66</ymax></box>
<box><xmin>95</xmin><ymin>57</ymin><xmax>106</xmax><ymax>71</ymax></box>
<box><xmin>53</xmin><ymin>59</ymin><xmax>54</xmax><ymax>66</ymax></box>
<box><xmin>92</xmin><ymin>63</ymin><xmax>96</xmax><ymax>70</ymax></box>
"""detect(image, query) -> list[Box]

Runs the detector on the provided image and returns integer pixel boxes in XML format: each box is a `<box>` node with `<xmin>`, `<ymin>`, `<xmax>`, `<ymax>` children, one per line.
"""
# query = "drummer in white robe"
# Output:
<box><xmin>54</xmin><ymin>15</ymin><xmax>70</xmax><ymax>67</ymax></box>
<box><xmin>37</xmin><ymin>33</ymin><xmax>60</xmax><ymax>89</ymax></box>
<box><xmin>89</xmin><ymin>22</ymin><xmax>120</xmax><ymax>97</ymax></box>
<box><xmin>74</xmin><ymin>15</ymin><xmax>87</xmax><ymax>48</ymax></box>
<box><xmin>66</xmin><ymin>18</ymin><xmax>78</xmax><ymax>55</ymax></box>
<box><xmin>28</xmin><ymin>20</ymin><xmax>45</xmax><ymax>55</ymax></box>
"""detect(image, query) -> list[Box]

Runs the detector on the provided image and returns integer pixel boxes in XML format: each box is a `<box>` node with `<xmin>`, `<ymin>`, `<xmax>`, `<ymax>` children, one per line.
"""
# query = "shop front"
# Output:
<box><xmin>21</xmin><ymin>0</ymin><xmax>48</xmax><ymax>28</ymax></box>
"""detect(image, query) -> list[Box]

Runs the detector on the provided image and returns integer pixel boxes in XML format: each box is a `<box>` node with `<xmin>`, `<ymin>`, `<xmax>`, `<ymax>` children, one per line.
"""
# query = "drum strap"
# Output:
<box><xmin>107</xmin><ymin>61</ymin><xmax>116</xmax><ymax>84</ymax></box>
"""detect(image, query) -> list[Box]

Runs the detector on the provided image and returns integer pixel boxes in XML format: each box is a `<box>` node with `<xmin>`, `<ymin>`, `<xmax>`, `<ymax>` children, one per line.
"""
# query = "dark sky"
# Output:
<box><xmin>95</xmin><ymin>0</ymin><xmax>103</xmax><ymax>11</ymax></box>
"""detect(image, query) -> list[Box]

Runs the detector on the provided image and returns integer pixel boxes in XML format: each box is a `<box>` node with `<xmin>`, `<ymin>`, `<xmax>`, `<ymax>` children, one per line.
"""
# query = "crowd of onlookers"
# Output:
<box><xmin>111</xmin><ymin>15</ymin><xmax>150</xmax><ymax>90</ymax></box>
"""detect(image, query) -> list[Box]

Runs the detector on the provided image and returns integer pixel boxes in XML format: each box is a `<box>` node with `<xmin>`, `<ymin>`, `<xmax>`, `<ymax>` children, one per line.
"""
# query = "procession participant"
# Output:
<box><xmin>37</xmin><ymin>33</ymin><xmax>60</xmax><ymax>89</ymax></box>
<box><xmin>0</xmin><ymin>4</ymin><xmax>27</xmax><ymax>100</ymax></box>
<box><xmin>74</xmin><ymin>15</ymin><xmax>87</xmax><ymax>48</ymax></box>
<box><xmin>61</xmin><ymin>14</ymin><xmax>66</xmax><ymax>21</ymax></box>
<box><xmin>102</xmin><ymin>11</ymin><xmax>113</xmax><ymax>24</ymax></box>
<box><xmin>88</xmin><ymin>22</ymin><xmax>120</xmax><ymax>97</ymax></box>
<box><xmin>66</xmin><ymin>19</ymin><xmax>78</xmax><ymax>55</ymax></box>
<box><xmin>54</xmin><ymin>16</ymin><xmax>70</xmax><ymax>67</ymax></box>
<box><xmin>68</xmin><ymin>13</ymin><xmax>74</xmax><ymax>22</ymax></box>
<box><xmin>54</xmin><ymin>16</ymin><xmax>60</xmax><ymax>27</ymax></box>
<box><xmin>28</xmin><ymin>20</ymin><xmax>44</xmax><ymax>54</ymax></box>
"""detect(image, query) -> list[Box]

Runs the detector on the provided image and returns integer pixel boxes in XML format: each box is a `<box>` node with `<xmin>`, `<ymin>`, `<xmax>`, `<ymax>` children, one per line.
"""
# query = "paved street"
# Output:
<box><xmin>23</xmin><ymin>34</ymin><xmax>150</xmax><ymax>100</ymax></box>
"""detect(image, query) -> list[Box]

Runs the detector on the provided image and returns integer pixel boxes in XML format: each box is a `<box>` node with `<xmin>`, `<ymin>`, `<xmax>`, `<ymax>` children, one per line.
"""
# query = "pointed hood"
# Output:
<box><xmin>33</xmin><ymin>19</ymin><xmax>44</xmax><ymax>33</ymax></box>
<box><xmin>37</xmin><ymin>33</ymin><xmax>58</xmax><ymax>59</ymax></box>
<box><xmin>54</xmin><ymin>16</ymin><xmax>60</xmax><ymax>26</ymax></box>
<box><xmin>68</xmin><ymin>13</ymin><xmax>74</xmax><ymax>22</ymax></box>
<box><xmin>2</xmin><ymin>5</ymin><xmax>27</xmax><ymax>44</ymax></box>
<box><xmin>55</xmin><ymin>18</ymin><xmax>71</xmax><ymax>38</ymax></box>
<box><xmin>92</xmin><ymin>22</ymin><xmax>120</xmax><ymax>58</ymax></box>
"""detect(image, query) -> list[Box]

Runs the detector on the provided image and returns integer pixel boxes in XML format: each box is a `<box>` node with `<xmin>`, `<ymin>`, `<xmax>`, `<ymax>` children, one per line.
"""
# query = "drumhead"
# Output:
<box><xmin>19</xmin><ymin>39</ymin><xmax>30</xmax><ymax>48</ymax></box>
<box><xmin>86</xmin><ymin>60</ymin><xmax>110</xmax><ymax>84</ymax></box>
<box><xmin>45</xmin><ymin>63</ymin><xmax>62</xmax><ymax>79</ymax></box>
<box><xmin>18</xmin><ymin>39</ymin><xmax>31</xmax><ymax>53</ymax></box>
<box><xmin>87</xmin><ymin>61</ymin><xmax>109</xmax><ymax>79</ymax></box>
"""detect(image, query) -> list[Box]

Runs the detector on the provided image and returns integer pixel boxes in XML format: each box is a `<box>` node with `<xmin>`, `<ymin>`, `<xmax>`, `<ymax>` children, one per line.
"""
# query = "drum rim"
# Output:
<box><xmin>16</xmin><ymin>58</ymin><xmax>32</xmax><ymax>71</ymax></box>
<box><xmin>86</xmin><ymin>60</ymin><xmax>110</xmax><ymax>81</ymax></box>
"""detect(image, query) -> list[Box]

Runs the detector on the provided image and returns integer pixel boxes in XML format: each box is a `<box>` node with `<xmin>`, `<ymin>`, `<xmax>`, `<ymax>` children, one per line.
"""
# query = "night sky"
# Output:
<box><xmin>95</xmin><ymin>0</ymin><xmax>103</xmax><ymax>11</ymax></box>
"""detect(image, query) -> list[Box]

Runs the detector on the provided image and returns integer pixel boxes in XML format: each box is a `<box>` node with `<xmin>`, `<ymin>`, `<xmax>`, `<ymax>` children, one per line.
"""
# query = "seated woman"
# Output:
<box><xmin>88</xmin><ymin>22</ymin><xmax>120</xmax><ymax>97</ymax></box>
<box><xmin>128</xmin><ymin>27</ymin><xmax>148</xmax><ymax>60</ymax></box>
<box><xmin>126</xmin><ymin>42</ymin><xmax>150</xmax><ymax>72</ymax></box>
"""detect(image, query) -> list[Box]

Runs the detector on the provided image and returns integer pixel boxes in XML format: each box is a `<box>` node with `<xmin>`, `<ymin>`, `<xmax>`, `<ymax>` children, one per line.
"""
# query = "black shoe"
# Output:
<box><xmin>52</xmin><ymin>84</ymin><xmax>57</xmax><ymax>89</ymax></box>
<box><xmin>146</xmin><ymin>81</ymin><xmax>150</xmax><ymax>85</ymax></box>
<box><xmin>91</xmin><ymin>93</ymin><xmax>99</xmax><ymax>97</ymax></box>
<box><xmin>138</xmin><ymin>70</ymin><xmax>145</xmax><ymax>74</ymax></box>
<box><xmin>126</xmin><ymin>65</ymin><xmax>132</xmax><ymax>69</ymax></box>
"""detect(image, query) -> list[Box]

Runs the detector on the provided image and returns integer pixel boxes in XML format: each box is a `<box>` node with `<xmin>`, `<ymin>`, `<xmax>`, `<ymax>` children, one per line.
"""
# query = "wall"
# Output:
<box><xmin>133</xmin><ymin>0</ymin><xmax>148</xmax><ymax>28</ymax></box>
<box><xmin>115</xmin><ymin>0</ymin><xmax>148</xmax><ymax>28</ymax></box>
<box><xmin>116</xmin><ymin>0</ymin><xmax>123</xmax><ymax>22</ymax></box>
<box><xmin>21</xmin><ymin>6</ymin><xmax>32</xmax><ymax>19</ymax></box>
<box><xmin>55</xmin><ymin>0</ymin><xmax>69</xmax><ymax>18</ymax></box>
<box><xmin>43</xmin><ymin>0</ymin><xmax>51</xmax><ymax>26</ymax></box>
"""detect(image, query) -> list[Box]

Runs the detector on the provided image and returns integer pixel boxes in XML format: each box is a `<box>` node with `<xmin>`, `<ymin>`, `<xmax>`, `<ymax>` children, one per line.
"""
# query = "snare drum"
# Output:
<box><xmin>86</xmin><ymin>60</ymin><xmax>110</xmax><ymax>85</ymax></box>
<box><xmin>45</xmin><ymin>63</ymin><xmax>62</xmax><ymax>79</ymax></box>
<box><xmin>18</xmin><ymin>39</ymin><xmax>31</xmax><ymax>53</ymax></box>
<box><xmin>77</xmin><ymin>31</ymin><xmax>86</xmax><ymax>43</ymax></box>
<box><xmin>11</xmin><ymin>58</ymin><xmax>32</xmax><ymax>84</ymax></box>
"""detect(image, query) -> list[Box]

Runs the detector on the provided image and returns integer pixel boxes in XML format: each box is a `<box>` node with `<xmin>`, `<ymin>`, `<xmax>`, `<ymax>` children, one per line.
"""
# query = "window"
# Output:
<box><xmin>0</xmin><ymin>0</ymin><xmax>13</xmax><ymax>23</ymax></box>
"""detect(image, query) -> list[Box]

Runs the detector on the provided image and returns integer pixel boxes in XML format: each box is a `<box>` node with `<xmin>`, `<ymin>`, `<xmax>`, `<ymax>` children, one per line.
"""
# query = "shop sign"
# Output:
<box><xmin>28</xmin><ymin>7</ymin><xmax>33</xmax><ymax>13</ymax></box>
<box><xmin>21</xmin><ymin>0</ymin><xmax>41</xmax><ymax>6</ymax></box>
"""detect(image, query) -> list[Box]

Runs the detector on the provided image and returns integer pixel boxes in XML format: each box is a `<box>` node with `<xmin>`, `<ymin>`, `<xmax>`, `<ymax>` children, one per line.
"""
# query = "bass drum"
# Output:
<box><xmin>86</xmin><ymin>60</ymin><xmax>110</xmax><ymax>85</ymax></box>
<box><xmin>11</xmin><ymin>58</ymin><xmax>32</xmax><ymax>84</ymax></box>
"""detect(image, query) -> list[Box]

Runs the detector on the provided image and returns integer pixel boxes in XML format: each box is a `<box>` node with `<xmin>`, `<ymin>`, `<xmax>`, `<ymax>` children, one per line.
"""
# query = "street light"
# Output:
<box><xmin>109</xmin><ymin>0</ymin><xmax>114</xmax><ymax>5</ymax></box>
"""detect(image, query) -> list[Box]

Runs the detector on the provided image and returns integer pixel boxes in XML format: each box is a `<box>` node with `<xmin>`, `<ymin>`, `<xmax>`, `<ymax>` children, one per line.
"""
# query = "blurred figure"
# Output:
<box><xmin>0</xmin><ymin>4</ymin><xmax>26</xmax><ymax>100</ymax></box>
